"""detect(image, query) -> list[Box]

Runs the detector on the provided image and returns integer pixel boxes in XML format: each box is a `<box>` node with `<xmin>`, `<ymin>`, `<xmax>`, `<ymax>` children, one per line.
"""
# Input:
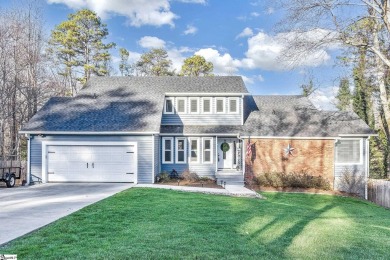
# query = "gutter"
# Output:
<box><xmin>19</xmin><ymin>131</ymin><xmax>159</xmax><ymax>135</ymax></box>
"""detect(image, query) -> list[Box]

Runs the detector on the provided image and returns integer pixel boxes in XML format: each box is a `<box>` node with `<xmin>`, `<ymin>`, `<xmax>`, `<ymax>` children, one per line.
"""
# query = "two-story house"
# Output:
<box><xmin>20</xmin><ymin>76</ymin><xmax>375</xmax><ymax>195</ymax></box>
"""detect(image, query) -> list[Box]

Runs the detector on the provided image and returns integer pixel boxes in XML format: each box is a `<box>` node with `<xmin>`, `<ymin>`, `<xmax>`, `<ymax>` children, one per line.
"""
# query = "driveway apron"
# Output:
<box><xmin>0</xmin><ymin>183</ymin><xmax>133</xmax><ymax>246</ymax></box>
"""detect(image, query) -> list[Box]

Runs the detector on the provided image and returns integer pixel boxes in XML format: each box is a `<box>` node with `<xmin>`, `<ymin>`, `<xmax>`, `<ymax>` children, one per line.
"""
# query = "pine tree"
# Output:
<box><xmin>336</xmin><ymin>78</ymin><xmax>352</xmax><ymax>111</ymax></box>
<box><xmin>48</xmin><ymin>9</ymin><xmax>115</xmax><ymax>94</ymax></box>
<box><xmin>180</xmin><ymin>55</ymin><xmax>213</xmax><ymax>76</ymax></box>
<box><xmin>135</xmin><ymin>48</ymin><xmax>174</xmax><ymax>76</ymax></box>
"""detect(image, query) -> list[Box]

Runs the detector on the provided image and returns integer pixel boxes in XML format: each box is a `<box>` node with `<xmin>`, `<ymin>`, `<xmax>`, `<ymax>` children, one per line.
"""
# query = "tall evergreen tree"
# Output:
<box><xmin>48</xmin><ymin>9</ymin><xmax>115</xmax><ymax>94</ymax></box>
<box><xmin>135</xmin><ymin>48</ymin><xmax>174</xmax><ymax>76</ymax></box>
<box><xmin>352</xmin><ymin>50</ymin><xmax>371</xmax><ymax>124</ymax></box>
<box><xmin>180</xmin><ymin>55</ymin><xmax>213</xmax><ymax>76</ymax></box>
<box><xmin>119</xmin><ymin>48</ymin><xmax>131</xmax><ymax>76</ymax></box>
<box><xmin>336</xmin><ymin>78</ymin><xmax>352</xmax><ymax>111</ymax></box>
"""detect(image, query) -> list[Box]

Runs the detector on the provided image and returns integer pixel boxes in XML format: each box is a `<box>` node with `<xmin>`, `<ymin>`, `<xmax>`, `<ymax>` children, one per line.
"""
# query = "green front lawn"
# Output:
<box><xmin>1</xmin><ymin>189</ymin><xmax>390</xmax><ymax>259</ymax></box>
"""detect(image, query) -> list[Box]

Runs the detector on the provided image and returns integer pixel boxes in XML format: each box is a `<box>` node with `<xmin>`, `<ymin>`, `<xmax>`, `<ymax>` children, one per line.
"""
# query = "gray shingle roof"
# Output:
<box><xmin>21</xmin><ymin>76</ymin><xmax>247</xmax><ymax>133</ymax></box>
<box><xmin>242</xmin><ymin>95</ymin><xmax>375</xmax><ymax>137</ymax></box>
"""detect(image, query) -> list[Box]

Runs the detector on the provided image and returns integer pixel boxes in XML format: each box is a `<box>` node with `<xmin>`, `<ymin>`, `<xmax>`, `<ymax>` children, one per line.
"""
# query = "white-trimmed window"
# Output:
<box><xmin>176</xmin><ymin>98</ymin><xmax>187</xmax><ymax>114</ymax></box>
<box><xmin>228</xmin><ymin>97</ymin><xmax>239</xmax><ymax>114</ymax></box>
<box><xmin>189</xmin><ymin>97</ymin><xmax>199</xmax><ymax>114</ymax></box>
<box><xmin>189</xmin><ymin>138</ymin><xmax>200</xmax><ymax>163</ymax></box>
<box><xmin>162</xmin><ymin>137</ymin><xmax>173</xmax><ymax>163</ymax></box>
<box><xmin>202</xmin><ymin>138</ymin><xmax>213</xmax><ymax>164</ymax></box>
<box><xmin>336</xmin><ymin>139</ymin><xmax>362</xmax><ymax>164</ymax></box>
<box><xmin>175</xmin><ymin>138</ymin><xmax>187</xmax><ymax>164</ymax></box>
<box><xmin>202</xmin><ymin>97</ymin><xmax>212</xmax><ymax>114</ymax></box>
<box><xmin>216</xmin><ymin>97</ymin><xmax>225</xmax><ymax>113</ymax></box>
<box><xmin>164</xmin><ymin>98</ymin><xmax>174</xmax><ymax>114</ymax></box>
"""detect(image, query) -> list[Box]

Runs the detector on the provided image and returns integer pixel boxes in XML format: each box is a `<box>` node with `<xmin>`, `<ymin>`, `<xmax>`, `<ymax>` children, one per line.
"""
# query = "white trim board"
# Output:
<box><xmin>20</xmin><ymin>131</ymin><xmax>158</xmax><ymax>135</ymax></box>
<box><xmin>41</xmin><ymin>141</ymin><xmax>138</xmax><ymax>184</ymax></box>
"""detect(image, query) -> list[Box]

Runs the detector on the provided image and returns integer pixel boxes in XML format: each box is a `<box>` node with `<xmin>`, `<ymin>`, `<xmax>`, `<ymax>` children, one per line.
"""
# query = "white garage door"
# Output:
<box><xmin>46</xmin><ymin>145</ymin><xmax>136</xmax><ymax>182</ymax></box>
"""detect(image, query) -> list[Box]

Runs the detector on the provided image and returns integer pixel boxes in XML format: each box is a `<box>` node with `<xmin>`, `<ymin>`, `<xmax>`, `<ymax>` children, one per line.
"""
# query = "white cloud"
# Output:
<box><xmin>138</xmin><ymin>36</ymin><xmax>166</xmax><ymax>49</ymax></box>
<box><xmin>266</xmin><ymin>7</ymin><xmax>274</xmax><ymax>14</ymax></box>
<box><xmin>195</xmin><ymin>48</ymin><xmax>242</xmax><ymax>75</ymax></box>
<box><xmin>183</xmin><ymin>25</ymin><xmax>198</xmax><ymax>35</ymax></box>
<box><xmin>251</xmin><ymin>12</ymin><xmax>260</xmax><ymax>17</ymax></box>
<box><xmin>47</xmin><ymin>0</ymin><xmax>183</xmax><ymax>27</ymax></box>
<box><xmin>236</xmin><ymin>27</ymin><xmax>254</xmax><ymax>39</ymax></box>
<box><xmin>308</xmin><ymin>86</ymin><xmax>338</xmax><ymax>110</ymax></box>
<box><xmin>241</xmin><ymin>30</ymin><xmax>334</xmax><ymax>71</ymax></box>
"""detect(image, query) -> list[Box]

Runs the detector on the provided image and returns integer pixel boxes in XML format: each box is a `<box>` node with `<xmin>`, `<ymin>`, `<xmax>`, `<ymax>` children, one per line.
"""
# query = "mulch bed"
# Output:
<box><xmin>248</xmin><ymin>185</ymin><xmax>359</xmax><ymax>197</ymax></box>
<box><xmin>157</xmin><ymin>180</ymin><xmax>223</xmax><ymax>189</ymax></box>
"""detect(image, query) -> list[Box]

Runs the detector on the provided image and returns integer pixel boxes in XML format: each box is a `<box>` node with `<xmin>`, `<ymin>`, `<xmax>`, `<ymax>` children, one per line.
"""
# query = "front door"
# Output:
<box><xmin>217</xmin><ymin>138</ymin><xmax>237</xmax><ymax>169</ymax></box>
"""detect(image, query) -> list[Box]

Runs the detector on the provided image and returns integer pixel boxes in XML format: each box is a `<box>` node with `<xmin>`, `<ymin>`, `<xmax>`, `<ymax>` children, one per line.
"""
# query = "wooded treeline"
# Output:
<box><xmin>0</xmin><ymin>4</ymin><xmax>213</xmax><ymax>161</ymax></box>
<box><xmin>276</xmin><ymin>0</ymin><xmax>390</xmax><ymax>178</ymax></box>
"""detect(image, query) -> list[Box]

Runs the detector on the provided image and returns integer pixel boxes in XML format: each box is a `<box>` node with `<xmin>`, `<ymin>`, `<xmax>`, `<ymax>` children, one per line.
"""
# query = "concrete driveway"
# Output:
<box><xmin>0</xmin><ymin>183</ymin><xmax>133</xmax><ymax>246</ymax></box>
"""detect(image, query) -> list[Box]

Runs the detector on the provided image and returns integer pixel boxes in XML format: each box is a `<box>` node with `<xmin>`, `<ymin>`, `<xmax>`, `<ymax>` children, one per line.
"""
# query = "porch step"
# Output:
<box><xmin>215</xmin><ymin>172</ymin><xmax>245</xmax><ymax>187</ymax></box>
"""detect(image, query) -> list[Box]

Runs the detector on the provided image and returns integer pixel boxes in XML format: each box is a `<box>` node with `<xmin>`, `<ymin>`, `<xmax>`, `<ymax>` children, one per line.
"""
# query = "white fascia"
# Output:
<box><xmin>19</xmin><ymin>131</ymin><xmax>159</xmax><ymax>135</ymax></box>
<box><xmin>164</xmin><ymin>93</ymin><xmax>249</xmax><ymax>97</ymax></box>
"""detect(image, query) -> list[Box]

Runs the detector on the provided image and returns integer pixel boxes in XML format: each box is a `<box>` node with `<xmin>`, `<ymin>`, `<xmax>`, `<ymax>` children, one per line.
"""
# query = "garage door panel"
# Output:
<box><xmin>47</xmin><ymin>145</ymin><xmax>136</xmax><ymax>183</ymax></box>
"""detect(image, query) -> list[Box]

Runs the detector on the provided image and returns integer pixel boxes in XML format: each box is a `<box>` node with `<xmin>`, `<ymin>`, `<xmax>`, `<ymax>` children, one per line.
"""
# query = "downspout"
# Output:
<box><xmin>152</xmin><ymin>134</ymin><xmax>155</xmax><ymax>184</ymax></box>
<box><xmin>365</xmin><ymin>138</ymin><xmax>370</xmax><ymax>200</ymax></box>
<box><xmin>26</xmin><ymin>134</ymin><xmax>31</xmax><ymax>185</ymax></box>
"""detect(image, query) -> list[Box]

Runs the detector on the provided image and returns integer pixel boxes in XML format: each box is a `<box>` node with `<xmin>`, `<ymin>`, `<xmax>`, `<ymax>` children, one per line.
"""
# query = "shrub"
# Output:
<box><xmin>253</xmin><ymin>171</ymin><xmax>330</xmax><ymax>190</ymax></box>
<box><xmin>199</xmin><ymin>176</ymin><xmax>215</xmax><ymax>182</ymax></box>
<box><xmin>338</xmin><ymin>168</ymin><xmax>365</xmax><ymax>194</ymax></box>
<box><xmin>156</xmin><ymin>172</ymin><xmax>170</xmax><ymax>183</ymax></box>
<box><xmin>180</xmin><ymin>169</ymin><xmax>199</xmax><ymax>182</ymax></box>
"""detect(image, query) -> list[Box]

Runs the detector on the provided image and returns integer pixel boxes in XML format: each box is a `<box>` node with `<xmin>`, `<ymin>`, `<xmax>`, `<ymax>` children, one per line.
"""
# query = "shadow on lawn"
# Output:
<box><xmin>240</xmin><ymin>192</ymin><xmax>338</xmax><ymax>258</ymax></box>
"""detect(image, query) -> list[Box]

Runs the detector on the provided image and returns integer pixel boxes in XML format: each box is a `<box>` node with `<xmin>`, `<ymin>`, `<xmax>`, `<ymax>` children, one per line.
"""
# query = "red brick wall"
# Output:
<box><xmin>245</xmin><ymin>139</ymin><xmax>335</xmax><ymax>186</ymax></box>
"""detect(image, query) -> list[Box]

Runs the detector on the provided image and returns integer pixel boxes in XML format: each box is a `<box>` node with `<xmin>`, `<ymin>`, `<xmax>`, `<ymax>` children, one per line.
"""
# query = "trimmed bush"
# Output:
<box><xmin>156</xmin><ymin>172</ymin><xmax>170</xmax><ymax>183</ymax></box>
<box><xmin>180</xmin><ymin>169</ymin><xmax>199</xmax><ymax>182</ymax></box>
<box><xmin>253</xmin><ymin>171</ymin><xmax>331</xmax><ymax>190</ymax></box>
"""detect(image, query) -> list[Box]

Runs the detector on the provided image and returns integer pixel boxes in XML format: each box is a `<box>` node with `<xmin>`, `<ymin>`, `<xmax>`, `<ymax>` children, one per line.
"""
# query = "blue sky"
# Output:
<box><xmin>3</xmin><ymin>0</ymin><xmax>345</xmax><ymax>109</ymax></box>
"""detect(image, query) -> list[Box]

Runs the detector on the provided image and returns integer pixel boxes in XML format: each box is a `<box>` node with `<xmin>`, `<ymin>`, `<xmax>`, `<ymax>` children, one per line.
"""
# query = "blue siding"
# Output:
<box><xmin>154</xmin><ymin>135</ymin><xmax>160</xmax><ymax>182</ymax></box>
<box><xmin>30</xmin><ymin>135</ymin><xmax>154</xmax><ymax>184</ymax></box>
<box><xmin>162</xmin><ymin>96</ymin><xmax>242</xmax><ymax>125</ymax></box>
<box><xmin>160</xmin><ymin>136</ymin><xmax>216</xmax><ymax>178</ymax></box>
<box><xmin>334</xmin><ymin>138</ymin><xmax>368</xmax><ymax>197</ymax></box>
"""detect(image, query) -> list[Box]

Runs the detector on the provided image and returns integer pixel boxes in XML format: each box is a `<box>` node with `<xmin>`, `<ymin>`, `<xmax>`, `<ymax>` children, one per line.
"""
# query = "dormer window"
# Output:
<box><xmin>216</xmin><ymin>98</ymin><xmax>225</xmax><ymax>113</ymax></box>
<box><xmin>189</xmin><ymin>97</ymin><xmax>199</xmax><ymax>114</ymax></box>
<box><xmin>202</xmin><ymin>97</ymin><xmax>212</xmax><ymax>114</ymax></box>
<box><xmin>176</xmin><ymin>98</ymin><xmax>186</xmax><ymax>113</ymax></box>
<box><xmin>228</xmin><ymin>97</ymin><xmax>239</xmax><ymax>114</ymax></box>
<box><xmin>164</xmin><ymin>98</ymin><xmax>174</xmax><ymax>114</ymax></box>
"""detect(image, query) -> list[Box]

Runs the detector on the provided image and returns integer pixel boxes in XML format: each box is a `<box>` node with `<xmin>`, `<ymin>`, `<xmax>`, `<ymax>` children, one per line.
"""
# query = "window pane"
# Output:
<box><xmin>166</xmin><ymin>99</ymin><xmax>173</xmax><ymax>112</ymax></box>
<box><xmin>204</xmin><ymin>151</ymin><xmax>211</xmax><ymax>162</ymax></box>
<box><xmin>191</xmin><ymin>140</ymin><xmax>197</xmax><ymax>149</ymax></box>
<box><xmin>337</xmin><ymin>140</ymin><xmax>360</xmax><ymax>163</ymax></box>
<box><xmin>165</xmin><ymin>140</ymin><xmax>171</xmax><ymax>150</ymax></box>
<box><xmin>191</xmin><ymin>151</ymin><xmax>198</xmax><ymax>161</ymax></box>
<box><xmin>178</xmin><ymin>99</ymin><xmax>185</xmax><ymax>113</ymax></box>
<box><xmin>229</xmin><ymin>99</ymin><xmax>237</xmax><ymax>112</ymax></box>
<box><xmin>203</xmin><ymin>99</ymin><xmax>211</xmax><ymax>112</ymax></box>
<box><xmin>165</xmin><ymin>151</ymin><xmax>171</xmax><ymax>162</ymax></box>
<box><xmin>178</xmin><ymin>151</ymin><xmax>185</xmax><ymax>162</ymax></box>
<box><xmin>216</xmin><ymin>99</ymin><xmax>224</xmax><ymax>112</ymax></box>
<box><xmin>178</xmin><ymin>140</ymin><xmax>184</xmax><ymax>150</ymax></box>
<box><xmin>190</xmin><ymin>99</ymin><xmax>198</xmax><ymax>112</ymax></box>
<box><xmin>204</xmin><ymin>140</ymin><xmax>210</xmax><ymax>150</ymax></box>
